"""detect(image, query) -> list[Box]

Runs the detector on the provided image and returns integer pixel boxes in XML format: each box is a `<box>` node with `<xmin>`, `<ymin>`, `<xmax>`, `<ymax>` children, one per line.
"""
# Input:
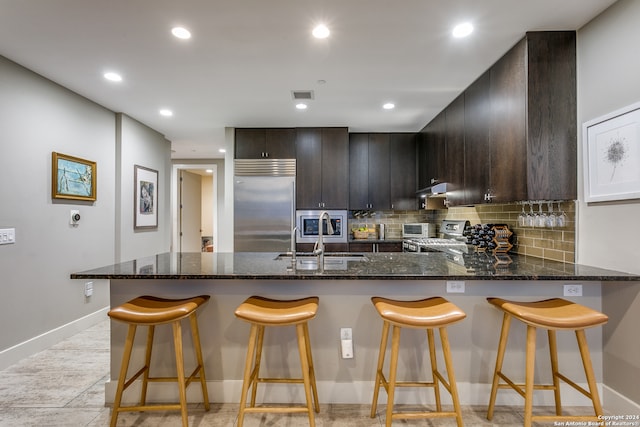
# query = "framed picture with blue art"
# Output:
<box><xmin>134</xmin><ymin>164</ymin><xmax>158</xmax><ymax>229</ymax></box>
<box><xmin>583</xmin><ymin>101</ymin><xmax>640</xmax><ymax>203</ymax></box>
<box><xmin>51</xmin><ymin>152</ymin><xmax>97</xmax><ymax>201</ymax></box>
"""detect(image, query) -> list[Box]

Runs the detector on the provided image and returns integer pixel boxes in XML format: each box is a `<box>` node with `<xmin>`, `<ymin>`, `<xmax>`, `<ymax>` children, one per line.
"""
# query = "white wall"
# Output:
<box><xmin>116</xmin><ymin>114</ymin><xmax>171</xmax><ymax>262</ymax></box>
<box><xmin>0</xmin><ymin>56</ymin><xmax>173</xmax><ymax>368</ymax></box>
<box><xmin>0</xmin><ymin>56</ymin><xmax>115</xmax><ymax>365</ymax></box>
<box><xmin>577</xmin><ymin>0</ymin><xmax>640</xmax><ymax>409</ymax></box>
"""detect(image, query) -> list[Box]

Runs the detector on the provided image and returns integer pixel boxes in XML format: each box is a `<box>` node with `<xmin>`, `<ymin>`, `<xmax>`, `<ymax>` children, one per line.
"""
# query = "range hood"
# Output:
<box><xmin>416</xmin><ymin>182</ymin><xmax>449</xmax><ymax>198</ymax></box>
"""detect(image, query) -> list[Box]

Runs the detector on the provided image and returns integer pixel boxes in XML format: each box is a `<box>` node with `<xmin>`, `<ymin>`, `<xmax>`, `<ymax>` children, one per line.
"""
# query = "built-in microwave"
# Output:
<box><xmin>296</xmin><ymin>210</ymin><xmax>348</xmax><ymax>244</ymax></box>
<box><xmin>402</xmin><ymin>223</ymin><xmax>436</xmax><ymax>239</ymax></box>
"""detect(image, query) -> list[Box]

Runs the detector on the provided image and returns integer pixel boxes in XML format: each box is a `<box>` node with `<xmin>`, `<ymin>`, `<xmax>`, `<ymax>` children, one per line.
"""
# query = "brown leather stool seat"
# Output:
<box><xmin>370</xmin><ymin>296</ymin><xmax>466</xmax><ymax>427</ymax></box>
<box><xmin>486</xmin><ymin>297</ymin><xmax>609</xmax><ymax>427</ymax></box>
<box><xmin>235</xmin><ymin>296</ymin><xmax>320</xmax><ymax>427</ymax></box>
<box><xmin>108</xmin><ymin>295</ymin><xmax>211</xmax><ymax>427</ymax></box>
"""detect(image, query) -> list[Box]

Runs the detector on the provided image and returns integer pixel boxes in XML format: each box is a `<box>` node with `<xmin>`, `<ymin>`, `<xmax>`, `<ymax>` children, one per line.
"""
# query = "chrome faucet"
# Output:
<box><xmin>313</xmin><ymin>210</ymin><xmax>333</xmax><ymax>268</ymax></box>
<box><xmin>290</xmin><ymin>226</ymin><xmax>297</xmax><ymax>262</ymax></box>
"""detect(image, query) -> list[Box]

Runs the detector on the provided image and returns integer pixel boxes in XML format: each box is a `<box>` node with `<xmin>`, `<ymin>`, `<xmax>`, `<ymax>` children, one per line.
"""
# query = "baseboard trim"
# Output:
<box><xmin>104</xmin><ymin>379</ymin><xmax>606</xmax><ymax>407</ymax></box>
<box><xmin>603</xmin><ymin>385</ymin><xmax>640</xmax><ymax>415</ymax></box>
<box><xmin>0</xmin><ymin>307</ymin><xmax>109</xmax><ymax>370</ymax></box>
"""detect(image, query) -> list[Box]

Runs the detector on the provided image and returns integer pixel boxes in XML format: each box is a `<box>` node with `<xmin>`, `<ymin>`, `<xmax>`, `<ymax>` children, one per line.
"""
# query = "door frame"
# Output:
<box><xmin>171</xmin><ymin>163</ymin><xmax>219</xmax><ymax>253</ymax></box>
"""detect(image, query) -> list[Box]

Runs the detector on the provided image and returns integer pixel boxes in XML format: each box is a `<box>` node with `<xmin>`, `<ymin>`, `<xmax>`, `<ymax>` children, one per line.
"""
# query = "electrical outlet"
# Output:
<box><xmin>446</xmin><ymin>280</ymin><xmax>465</xmax><ymax>293</ymax></box>
<box><xmin>340</xmin><ymin>327</ymin><xmax>353</xmax><ymax>358</ymax></box>
<box><xmin>340</xmin><ymin>327</ymin><xmax>352</xmax><ymax>340</ymax></box>
<box><xmin>84</xmin><ymin>281</ymin><xmax>93</xmax><ymax>297</ymax></box>
<box><xmin>564</xmin><ymin>284</ymin><xmax>582</xmax><ymax>297</ymax></box>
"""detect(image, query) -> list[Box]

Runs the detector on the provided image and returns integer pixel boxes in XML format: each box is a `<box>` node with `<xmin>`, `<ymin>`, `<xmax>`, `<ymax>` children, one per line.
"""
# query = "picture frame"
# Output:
<box><xmin>134</xmin><ymin>165</ymin><xmax>158</xmax><ymax>229</ymax></box>
<box><xmin>51</xmin><ymin>152</ymin><xmax>97</xmax><ymax>201</ymax></box>
<box><xmin>583</xmin><ymin>101</ymin><xmax>640</xmax><ymax>203</ymax></box>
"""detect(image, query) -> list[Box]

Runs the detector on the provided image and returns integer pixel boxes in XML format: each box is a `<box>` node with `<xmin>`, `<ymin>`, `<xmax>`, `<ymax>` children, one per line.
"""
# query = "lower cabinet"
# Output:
<box><xmin>296</xmin><ymin>243</ymin><xmax>348</xmax><ymax>253</ymax></box>
<box><xmin>349</xmin><ymin>242</ymin><xmax>402</xmax><ymax>253</ymax></box>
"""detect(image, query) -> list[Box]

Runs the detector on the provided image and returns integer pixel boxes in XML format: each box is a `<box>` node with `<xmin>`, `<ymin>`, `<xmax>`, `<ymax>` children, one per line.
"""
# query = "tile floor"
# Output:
<box><xmin>0</xmin><ymin>320</ymin><xmax>601</xmax><ymax>426</ymax></box>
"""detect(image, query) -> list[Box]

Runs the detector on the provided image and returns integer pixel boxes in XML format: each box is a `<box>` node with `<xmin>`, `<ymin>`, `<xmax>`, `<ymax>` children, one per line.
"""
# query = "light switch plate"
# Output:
<box><xmin>0</xmin><ymin>228</ymin><xmax>16</xmax><ymax>245</ymax></box>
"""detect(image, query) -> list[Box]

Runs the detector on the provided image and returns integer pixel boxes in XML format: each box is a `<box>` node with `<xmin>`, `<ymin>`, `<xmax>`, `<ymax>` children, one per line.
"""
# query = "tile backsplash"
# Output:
<box><xmin>350</xmin><ymin>200</ymin><xmax>576</xmax><ymax>263</ymax></box>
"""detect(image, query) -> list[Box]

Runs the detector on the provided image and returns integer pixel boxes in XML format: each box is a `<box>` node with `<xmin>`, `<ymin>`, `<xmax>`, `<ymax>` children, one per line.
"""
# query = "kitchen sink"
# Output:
<box><xmin>275</xmin><ymin>252</ymin><xmax>369</xmax><ymax>270</ymax></box>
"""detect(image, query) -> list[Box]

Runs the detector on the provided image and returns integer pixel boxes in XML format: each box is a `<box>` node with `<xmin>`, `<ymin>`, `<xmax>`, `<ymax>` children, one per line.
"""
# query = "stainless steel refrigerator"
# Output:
<box><xmin>234</xmin><ymin>159</ymin><xmax>296</xmax><ymax>252</ymax></box>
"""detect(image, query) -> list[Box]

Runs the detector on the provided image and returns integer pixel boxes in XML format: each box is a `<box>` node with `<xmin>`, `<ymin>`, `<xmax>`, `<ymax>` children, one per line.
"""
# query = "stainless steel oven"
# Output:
<box><xmin>296</xmin><ymin>210</ymin><xmax>348</xmax><ymax>244</ymax></box>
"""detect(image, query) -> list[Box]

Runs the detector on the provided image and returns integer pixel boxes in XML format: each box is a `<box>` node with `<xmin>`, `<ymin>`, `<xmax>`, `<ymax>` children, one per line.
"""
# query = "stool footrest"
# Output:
<box><xmin>257</xmin><ymin>377</ymin><xmax>305</xmax><ymax>384</ymax></box>
<box><xmin>391</xmin><ymin>411</ymin><xmax>459</xmax><ymax>420</ymax></box>
<box><xmin>243</xmin><ymin>406</ymin><xmax>310</xmax><ymax>414</ymax></box>
<box><xmin>115</xmin><ymin>403</ymin><xmax>182</xmax><ymax>413</ymax></box>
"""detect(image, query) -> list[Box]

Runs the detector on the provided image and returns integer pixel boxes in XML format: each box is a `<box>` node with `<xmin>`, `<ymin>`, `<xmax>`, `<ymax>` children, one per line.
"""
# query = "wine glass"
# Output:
<box><xmin>526</xmin><ymin>202</ymin><xmax>535</xmax><ymax>227</ymax></box>
<box><xmin>535</xmin><ymin>202</ymin><xmax>547</xmax><ymax>228</ymax></box>
<box><xmin>517</xmin><ymin>203</ymin><xmax>527</xmax><ymax>227</ymax></box>
<box><xmin>546</xmin><ymin>201</ymin><xmax>557</xmax><ymax>228</ymax></box>
<box><xmin>557</xmin><ymin>202</ymin><xmax>567</xmax><ymax>228</ymax></box>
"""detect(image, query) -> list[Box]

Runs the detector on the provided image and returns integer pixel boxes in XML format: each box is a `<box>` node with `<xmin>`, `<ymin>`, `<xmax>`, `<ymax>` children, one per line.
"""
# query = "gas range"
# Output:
<box><xmin>403</xmin><ymin>220</ymin><xmax>471</xmax><ymax>254</ymax></box>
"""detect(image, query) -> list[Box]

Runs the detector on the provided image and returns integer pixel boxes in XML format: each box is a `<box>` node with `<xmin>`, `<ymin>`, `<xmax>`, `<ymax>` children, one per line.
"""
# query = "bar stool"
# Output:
<box><xmin>370</xmin><ymin>296</ymin><xmax>466</xmax><ymax>427</ymax></box>
<box><xmin>486</xmin><ymin>297</ymin><xmax>609</xmax><ymax>427</ymax></box>
<box><xmin>234</xmin><ymin>296</ymin><xmax>320</xmax><ymax>427</ymax></box>
<box><xmin>108</xmin><ymin>295</ymin><xmax>211</xmax><ymax>427</ymax></box>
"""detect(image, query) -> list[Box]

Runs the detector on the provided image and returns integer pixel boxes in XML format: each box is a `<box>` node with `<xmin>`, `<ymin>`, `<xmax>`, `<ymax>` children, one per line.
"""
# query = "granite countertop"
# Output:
<box><xmin>70</xmin><ymin>252</ymin><xmax>640</xmax><ymax>281</ymax></box>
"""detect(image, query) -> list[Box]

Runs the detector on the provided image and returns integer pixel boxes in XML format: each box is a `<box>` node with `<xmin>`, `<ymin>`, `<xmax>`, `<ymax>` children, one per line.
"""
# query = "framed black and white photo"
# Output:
<box><xmin>583</xmin><ymin>101</ymin><xmax>640</xmax><ymax>203</ymax></box>
<box><xmin>134</xmin><ymin>165</ymin><xmax>158</xmax><ymax>229</ymax></box>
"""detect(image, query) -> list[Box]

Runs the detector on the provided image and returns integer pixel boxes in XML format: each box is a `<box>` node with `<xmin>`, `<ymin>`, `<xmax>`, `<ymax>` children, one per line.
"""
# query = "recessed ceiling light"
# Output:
<box><xmin>159</xmin><ymin>109</ymin><xmax>173</xmax><ymax>117</ymax></box>
<box><xmin>383</xmin><ymin>103</ymin><xmax>395</xmax><ymax>110</ymax></box>
<box><xmin>206</xmin><ymin>169</ymin><xmax>213</xmax><ymax>173</ymax></box>
<box><xmin>312</xmin><ymin>24</ymin><xmax>330</xmax><ymax>39</ymax></box>
<box><xmin>171</xmin><ymin>27</ymin><xmax>191</xmax><ymax>39</ymax></box>
<box><xmin>296</xmin><ymin>103</ymin><xmax>308</xmax><ymax>110</ymax></box>
<box><xmin>219</xmin><ymin>148</ymin><xmax>226</xmax><ymax>153</ymax></box>
<box><xmin>103</xmin><ymin>72</ymin><xmax>122</xmax><ymax>82</ymax></box>
<box><xmin>452</xmin><ymin>22</ymin><xmax>473</xmax><ymax>38</ymax></box>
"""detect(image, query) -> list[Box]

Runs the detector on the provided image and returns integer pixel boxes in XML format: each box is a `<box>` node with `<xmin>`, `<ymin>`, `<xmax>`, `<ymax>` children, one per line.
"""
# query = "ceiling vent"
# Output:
<box><xmin>291</xmin><ymin>90</ymin><xmax>314</xmax><ymax>100</ymax></box>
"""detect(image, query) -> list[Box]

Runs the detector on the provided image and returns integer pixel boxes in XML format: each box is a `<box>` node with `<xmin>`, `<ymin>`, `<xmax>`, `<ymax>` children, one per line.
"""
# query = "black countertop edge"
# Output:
<box><xmin>69</xmin><ymin>252</ymin><xmax>640</xmax><ymax>282</ymax></box>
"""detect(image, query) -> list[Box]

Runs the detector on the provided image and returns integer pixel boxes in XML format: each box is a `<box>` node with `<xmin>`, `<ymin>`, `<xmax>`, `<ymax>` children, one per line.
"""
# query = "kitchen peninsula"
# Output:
<box><xmin>73</xmin><ymin>252</ymin><xmax>640</xmax><ymax>409</ymax></box>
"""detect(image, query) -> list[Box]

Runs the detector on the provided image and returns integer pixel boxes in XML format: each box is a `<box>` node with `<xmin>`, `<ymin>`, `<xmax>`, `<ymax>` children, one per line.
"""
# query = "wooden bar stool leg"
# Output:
<box><xmin>370</xmin><ymin>320</ymin><xmax>390</xmax><ymax>418</ymax></box>
<box><xmin>576</xmin><ymin>329</ymin><xmax>604</xmax><ymax>416</ymax></box>
<box><xmin>487</xmin><ymin>313</ymin><xmax>511</xmax><ymax>420</ymax></box>
<box><xmin>189</xmin><ymin>312</ymin><xmax>210</xmax><ymax>411</ymax></box>
<box><xmin>111</xmin><ymin>324</ymin><xmax>137</xmax><ymax>427</ymax></box>
<box><xmin>250</xmin><ymin>325</ymin><xmax>265</xmax><ymax>407</ymax></box>
<box><xmin>296</xmin><ymin>323</ymin><xmax>316</xmax><ymax>427</ymax></box>
<box><xmin>548</xmin><ymin>329</ymin><xmax>562</xmax><ymax>415</ymax></box>
<box><xmin>172</xmin><ymin>320</ymin><xmax>189</xmax><ymax>427</ymax></box>
<box><xmin>237</xmin><ymin>323</ymin><xmax>258</xmax><ymax>427</ymax></box>
<box><xmin>385</xmin><ymin>325</ymin><xmax>401</xmax><ymax>427</ymax></box>
<box><xmin>440</xmin><ymin>327</ymin><xmax>464</xmax><ymax>427</ymax></box>
<box><xmin>524</xmin><ymin>325</ymin><xmax>537</xmax><ymax>427</ymax></box>
<box><xmin>303</xmin><ymin>322</ymin><xmax>320</xmax><ymax>412</ymax></box>
<box><xmin>140</xmin><ymin>325</ymin><xmax>155</xmax><ymax>406</ymax></box>
<box><xmin>427</xmin><ymin>328</ymin><xmax>442</xmax><ymax>411</ymax></box>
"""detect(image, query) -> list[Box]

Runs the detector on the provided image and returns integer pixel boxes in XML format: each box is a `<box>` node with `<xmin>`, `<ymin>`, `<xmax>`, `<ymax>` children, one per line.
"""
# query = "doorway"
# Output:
<box><xmin>171</xmin><ymin>164</ymin><xmax>218</xmax><ymax>252</ymax></box>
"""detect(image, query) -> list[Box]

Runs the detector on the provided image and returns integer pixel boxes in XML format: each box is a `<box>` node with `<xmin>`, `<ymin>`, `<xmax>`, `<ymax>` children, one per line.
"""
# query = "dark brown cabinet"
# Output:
<box><xmin>418</xmin><ymin>111</ymin><xmax>447</xmax><ymax>191</ymax></box>
<box><xmin>235</xmin><ymin>128</ymin><xmax>296</xmax><ymax>159</ymax></box>
<box><xmin>349</xmin><ymin>133</ymin><xmax>390</xmax><ymax>210</ymax></box>
<box><xmin>349</xmin><ymin>241</ymin><xmax>402</xmax><ymax>253</ymax></box>
<box><xmin>296</xmin><ymin>127</ymin><xmax>349</xmax><ymax>209</ymax></box>
<box><xmin>389</xmin><ymin>133</ymin><xmax>417</xmax><ymax>210</ymax></box>
<box><xmin>422</xmin><ymin>31</ymin><xmax>576</xmax><ymax>206</ymax></box>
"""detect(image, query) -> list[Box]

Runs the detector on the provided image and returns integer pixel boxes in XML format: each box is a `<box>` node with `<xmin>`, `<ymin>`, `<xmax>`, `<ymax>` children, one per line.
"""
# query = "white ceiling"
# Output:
<box><xmin>0</xmin><ymin>0</ymin><xmax>617</xmax><ymax>159</ymax></box>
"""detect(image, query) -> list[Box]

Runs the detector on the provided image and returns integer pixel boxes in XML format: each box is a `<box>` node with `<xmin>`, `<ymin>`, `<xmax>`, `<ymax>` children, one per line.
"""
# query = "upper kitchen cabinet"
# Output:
<box><xmin>389</xmin><ymin>133</ymin><xmax>417</xmax><ymax>210</ymax></box>
<box><xmin>443</xmin><ymin>94</ymin><xmax>465</xmax><ymax>206</ymax></box>
<box><xmin>235</xmin><ymin>128</ymin><xmax>296</xmax><ymax>159</ymax></box>
<box><xmin>296</xmin><ymin>127</ymin><xmax>349</xmax><ymax>209</ymax></box>
<box><xmin>417</xmin><ymin>111</ymin><xmax>446</xmax><ymax>191</ymax></box>
<box><xmin>349</xmin><ymin>133</ymin><xmax>390</xmax><ymax>210</ymax></box>
<box><xmin>456</xmin><ymin>31</ymin><xmax>577</xmax><ymax>205</ymax></box>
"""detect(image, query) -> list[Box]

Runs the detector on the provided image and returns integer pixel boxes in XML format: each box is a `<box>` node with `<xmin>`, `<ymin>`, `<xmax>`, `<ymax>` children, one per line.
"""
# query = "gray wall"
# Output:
<box><xmin>0</xmin><ymin>56</ymin><xmax>171</xmax><ymax>365</ymax></box>
<box><xmin>577</xmin><ymin>0</ymin><xmax>640</xmax><ymax>407</ymax></box>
